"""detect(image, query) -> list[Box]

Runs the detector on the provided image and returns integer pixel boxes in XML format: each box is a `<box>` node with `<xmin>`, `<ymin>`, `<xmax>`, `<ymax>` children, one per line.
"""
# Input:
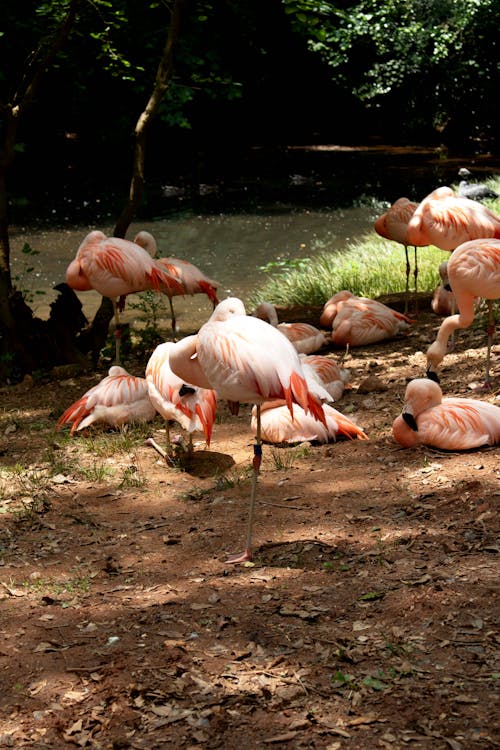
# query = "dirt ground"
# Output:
<box><xmin>0</xmin><ymin>298</ymin><xmax>499</xmax><ymax>749</ymax></box>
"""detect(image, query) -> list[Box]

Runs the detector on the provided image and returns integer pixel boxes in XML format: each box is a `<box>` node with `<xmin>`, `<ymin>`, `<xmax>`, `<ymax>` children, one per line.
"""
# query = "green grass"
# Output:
<box><xmin>250</xmin><ymin>234</ymin><xmax>450</xmax><ymax>308</ymax></box>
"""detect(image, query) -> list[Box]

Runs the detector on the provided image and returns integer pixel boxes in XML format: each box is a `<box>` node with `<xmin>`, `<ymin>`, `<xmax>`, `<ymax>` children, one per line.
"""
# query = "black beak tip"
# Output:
<box><xmin>402</xmin><ymin>412</ymin><xmax>419</xmax><ymax>432</ymax></box>
<box><xmin>426</xmin><ymin>370</ymin><xmax>440</xmax><ymax>383</ymax></box>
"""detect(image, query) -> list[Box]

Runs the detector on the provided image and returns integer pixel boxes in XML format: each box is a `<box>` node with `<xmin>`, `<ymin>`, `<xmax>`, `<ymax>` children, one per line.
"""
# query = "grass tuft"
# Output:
<box><xmin>250</xmin><ymin>234</ymin><xmax>451</xmax><ymax>308</ymax></box>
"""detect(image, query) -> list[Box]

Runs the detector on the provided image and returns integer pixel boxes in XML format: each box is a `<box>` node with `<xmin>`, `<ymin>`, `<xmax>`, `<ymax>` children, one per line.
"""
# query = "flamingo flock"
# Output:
<box><xmin>58</xmin><ymin>183</ymin><xmax>500</xmax><ymax>560</ymax></box>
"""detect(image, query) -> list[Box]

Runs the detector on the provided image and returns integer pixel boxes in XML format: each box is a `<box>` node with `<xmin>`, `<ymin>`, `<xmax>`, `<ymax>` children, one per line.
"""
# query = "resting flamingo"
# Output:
<box><xmin>252</xmin><ymin>399</ymin><xmax>367</xmax><ymax>444</ymax></box>
<box><xmin>299</xmin><ymin>354</ymin><xmax>351</xmax><ymax>401</ymax></box>
<box><xmin>374</xmin><ymin>197</ymin><xmax>425</xmax><ymax>314</ymax></box>
<box><xmin>133</xmin><ymin>230</ymin><xmax>219</xmax><ymax>336</ymax></box>
<box><xmin>168</xmin><ymin>297</ymin><xmax>327</xmax><ymax>563</ymax></box>
<box><xmin>65</xmin><ymin>230</ymin><xmax>184</xmax><ymax>363</ymax></box>
<box><xmin>392</xmin><ymin>378</ymin><xmax>500</xmax><ymax>450</ymax></box>
<box><xmin>56</xmin><ymin>366</ymin><xmax>156</xmax><ymax>433</ymax></box>
<box><xmin>145</xmin><ymin>341</ymin><xmax>217</xmax><ymax>458</ymax></box>
<box><xmin>431</xmin><ymin>260</ymin><xmax>455</xmax><ymax>317</ymax></box>
<box><xmin>406</xmin><ymin>186</ymin><xmax>500</xmax><ymax>251</ymax></box>
<box><xmin>254</xmin><ymin>301</ymin><xmax>329</xmax><ymax>354</ymax></box>
<box><xmin>426</xmin><ymin>238</ymin><xmax>500</xmax><ymax>388</ymax></box>
<box><xmin>320</xmin><ymin>291</ymin><xmax>414</xmax><ymax>347</ymax></box>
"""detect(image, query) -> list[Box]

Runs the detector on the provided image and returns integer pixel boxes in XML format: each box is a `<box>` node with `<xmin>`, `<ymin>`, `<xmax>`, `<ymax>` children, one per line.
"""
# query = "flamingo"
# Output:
<box><xmin>252</xmin><ymin>399</ymin><xmax>367</xmax><ymax>444</ymax></box>
<box><xmin>426</xmin><ymin>238</ymin><xmax>500</xmax><ymax>388</ymax></box>
<box><xmin>431</xmin><ymin>260</ymin><xmax>455</xmax><ymax>317</ymax></box>
<box><xmin>145</xmin><ymin>341</ymin><xmax>217</xmax><ymax>458</ymax></box>
<box><xmin>65</xmin><ymin>230</ymin><xmax>184</xmax><ymax>364</ymax></box>
<box><xmin>392</xmin><ymin>378</ymin><xmax>500</xmax><ymax>450</ymax></box>
<box><xmin>299</xmin><ymin>353</ymin><xmax>351</xmax><ymax>401</ymax></box>
<box><xmin>133</xmin><ymin>230</ymin><xmax>219</xmax><ymax>337</ymax></box>
<box><xmin>254</xmin><ymin>301</ymin><xmax>329</xmax><ymax>354</ymax></box>
<box><xmin>56</xmin><ymin>366</ymin><xmax>156</xmax><ymax>433</ymax></box>
<box><xmin>374</xmin><ymin>197</ymin><xmax>425</xmax><ymax>314</ymax></box>
<box><xmin>406</xmin><ymin>186</ymin><xmax>500</xmax><ymax>251</ymax></box>
<box><xmin>168</xmin><ymin>297</ymin><xmax>327</xmax><ymax>563</ymax></box>
<box><xmin>320</xmin><ymin>291</ymin><xmax>414</xmax><ymax>347</ymax></box>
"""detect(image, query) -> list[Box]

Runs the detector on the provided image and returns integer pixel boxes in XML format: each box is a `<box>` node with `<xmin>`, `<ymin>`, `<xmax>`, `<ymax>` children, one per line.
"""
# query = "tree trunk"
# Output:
<box><xmin>85</xmin><ymin>0</ymin><xmax>189</xmax><ymax>363</ymax></box>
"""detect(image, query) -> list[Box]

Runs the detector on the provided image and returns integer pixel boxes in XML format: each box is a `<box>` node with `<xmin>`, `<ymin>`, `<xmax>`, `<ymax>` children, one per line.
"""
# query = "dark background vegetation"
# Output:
<box><xmin>5</xmin><ymin>0</ymin><xmax>500</xmax><ymax>222</ymax></box>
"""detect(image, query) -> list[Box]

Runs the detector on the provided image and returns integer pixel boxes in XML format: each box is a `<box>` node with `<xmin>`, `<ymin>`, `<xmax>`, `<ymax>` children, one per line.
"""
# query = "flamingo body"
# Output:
<box><xmin>392</xmin><ymin>378</ymin><xmax>500</xmax><ymax>450</ymax></box>
<box><xmin>133</xmin><ymin>231</ymin><xmax>219</xmax><ymax>305</ymax></box>
<box><xmin>56</xmin><ymin>366</ymin><xmax>156</xmax><ymax>433</ymax></box>
<box><xmin>320</xmin><ymin>291</ymin><xmax>413</xmax><ymax>346</ymax></box>
<box><xmin>254</xmin><ymin>301</ymin><xmax>329</xmax><ymax>354</ymax></box>
<box><xmin>406</xmin><ymin>187</ymin><xmax>500</xmax><ymax>251</ymax></box>
<box><xmin>426</xmin><ymin>238</ymin><xmax>500</xmax><ymax>384</ymax></box>
<box><xmin>252</xmin><ymin>400</ymin><xmax>367</xmax><ymax>444</ymax></box>
<box><xmin>146</xmin><ymin>341</ymin><xmax>217</xmax><ymax>446</ymax></box>
<box><xmin>299</xmin><ymin>354</ymin><xmax>351</xmax><ymax>401</ymax></box>
<box><xmin>66</xmin><ymin>231</ymin><xmax>184</xmax><ymax>299</ymax></box>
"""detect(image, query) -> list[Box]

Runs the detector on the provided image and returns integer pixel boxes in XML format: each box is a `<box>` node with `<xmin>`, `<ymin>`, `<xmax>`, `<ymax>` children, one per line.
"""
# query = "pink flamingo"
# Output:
<box><xmin>168</xmin><ymin>297</ymin><xmax>327</xmax><ymax>563</ymax></box>
<box><xmin>406</xmin><ymin>186</ymin><xmax>500</xmax><ymax>251</ymax></box>
<box><xmin>374</xmin><ymin>197</ymin><xmax>425</xmax><ymax>314</ymax></box>
<box><xmin>56</xmin><ymin>366</ymin><xmax>156</xmax><ymax>434</ymax></box>
<box><xmin>65</xmin><ymin>230</ymin><xmax>184</xmax><ymax>363</ymax></box>
<box><xmin>426</xmin><ymin>238</ymin><xmax>500</xmax><ymax>388</ymax></box>
<box><xmin>431</xmin><ymin>260</ymin><xmax>455</xmax><ymax>317</ymax></box>
<box><xmin>299</xmin><ymin>354</ymin><xmax>351</xmax><ymax>401</ymax></box>
<box><xmin>254</xmin><ymin>301</ymin><xmax>329</xmax><ymax>354</ymax></box>
<box><xmin>252</xmin><ymin>399</ymin><xmax>367</xmax><ymax>444</ymax></box>
<box><xmin>320</xmin><ymin>291</ymin><xmax>414</xmax><ymax>347</ymax></box>
<box><xmin>392</xmin><ymin>378</ymin><xmax>500</xmax><ymax>450</ymax></box>
<box><xmin>133</xmin><ymin>230</ymin><xmax>219</xmax><ymax>336</ymax></box>
<box><xmin>145</xmin><ymin>341</ymin><xmax>217</xmax><ymax>457</ymax></box>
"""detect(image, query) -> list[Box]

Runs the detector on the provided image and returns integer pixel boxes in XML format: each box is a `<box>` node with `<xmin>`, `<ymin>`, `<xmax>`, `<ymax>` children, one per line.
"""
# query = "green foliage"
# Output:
<box><xmin>283</xmin><ymin>0</ymin><xmax>500</xmax><ymax>143</ymax></box>
<box><xmin>250</xmin><ymin>234</ymin><xmax>448</xmax><ymax>308</ymax></box>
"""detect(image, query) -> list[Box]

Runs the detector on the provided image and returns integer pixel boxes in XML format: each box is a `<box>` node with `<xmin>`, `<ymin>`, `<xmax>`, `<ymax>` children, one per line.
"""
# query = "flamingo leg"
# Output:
<box><xmin>168</xmin><ymin>297</ymin><xmax>177</xmax><ymax>341</ymax></box>
<box><xmin>449</xmin><ymin>295</ymin><xmax>457</xmax><ymax>351</ymax></box>
<box><xmin>403</xmin><ymin>245</ymin><xmax>410</xmax><ymax>315</ymax></box>
<box><xmin>413</xmin><ymin>246</ymin><xmax>418</xmax><ymax>317</ymax></box>
<box><xmin>227</xmin><ymin>404</ymin><xmax>262</xmax><ymax>563</ymax></box>
<box><xmin>112</xmin><ymin>299</ymin><xmax>122</xmax><ymax>365</ymax></box>
<box><xmin>482</xmin><ymin>300</ymin><xmax>495</xmax><ymax>389</ymax></box>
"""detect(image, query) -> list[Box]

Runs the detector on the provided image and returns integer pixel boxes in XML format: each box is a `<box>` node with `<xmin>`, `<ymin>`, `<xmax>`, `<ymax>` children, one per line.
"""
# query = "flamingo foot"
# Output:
<box><xmin>226</xmin><ymin>548</ymin><xmax>253</xmax><ymax>564</ymax></box>
<box><xmin>470</xmin><ymin>380</ymin><xmax>492</xmax><ymax>392</ymax></box>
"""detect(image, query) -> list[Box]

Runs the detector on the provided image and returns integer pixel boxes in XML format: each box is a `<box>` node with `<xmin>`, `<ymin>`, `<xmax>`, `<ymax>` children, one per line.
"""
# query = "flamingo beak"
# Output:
<box><xmin>426</xmin><ymin>369</ymin><xmax>440</xmax><ymax>384</ymax></box>
<box><xmin>402</xmin><ymin>409</ymin><xmax>418</xmax><ymax>432</ymax></box>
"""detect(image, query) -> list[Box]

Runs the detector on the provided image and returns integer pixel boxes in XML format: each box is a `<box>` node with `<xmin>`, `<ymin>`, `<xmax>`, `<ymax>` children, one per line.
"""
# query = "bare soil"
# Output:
<box><xmin>0</xmin><ymin>300</ymin><xmax>499</xmax><ymax>749</ymax></box>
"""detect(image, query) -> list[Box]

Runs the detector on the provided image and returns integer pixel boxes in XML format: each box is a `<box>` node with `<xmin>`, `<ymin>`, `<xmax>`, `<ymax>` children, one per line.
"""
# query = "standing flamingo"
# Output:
<box><xmin>426</xmin><ymin>238</ymin><xmax>500</xmax><ymax>388</ymax></box>
<box><xmin>145</xmin><ymin>341</ymin><xmax>217</xmax><ymax>457</ymax></box>
<box><xmin>320</xmin><ymin>291</ymin><xmax>414</xmax><ymax>347</ymax></box>
<box><xmin>65</xmin><ymin>231</ymin><xmax>184</xmax><ymax>364</ymax></box>
<box><xmin>56</xmin><ymin>366</ymin><xmax>156</xmax><ymax>433</ymax></box>
<box><xmin>254</xmin><ymin>301</ymin><xmax>329</xmax><ymax>354</ymax></box>
<box><xmin>168</xmin><ymin>297</ymin><xmax>327</xmax><ymax>563</ymax></box>
<box><xmin>392</xmin><ymin>378</ymin><xmax>500</xmax><ymax>450</ymax></box>
<box><xmin>133</xmin><ymin>231</ymin><xmax>219</xmax><ymax>337</ymax></box>
<box><xmin>406</xmin><ymin>186</ymin><xmax>500</xmax><ymax>251</ymax></box>
<box><xmin>252</xmin><ymin>399</ymin><xmax>367</xmax><ymax>444</ymax></box>
<box><xmin>374</xmin><ymin>197</ymin><xmax>425</xmax><ymax>314</ymax></box>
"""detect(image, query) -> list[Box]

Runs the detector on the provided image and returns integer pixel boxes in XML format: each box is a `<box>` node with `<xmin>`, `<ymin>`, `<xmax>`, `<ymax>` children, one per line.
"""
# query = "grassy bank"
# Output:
<box><xmin>250</xmin><ymin>234</ymin><xmax>450</xmax><ymax>308</ymax></box>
